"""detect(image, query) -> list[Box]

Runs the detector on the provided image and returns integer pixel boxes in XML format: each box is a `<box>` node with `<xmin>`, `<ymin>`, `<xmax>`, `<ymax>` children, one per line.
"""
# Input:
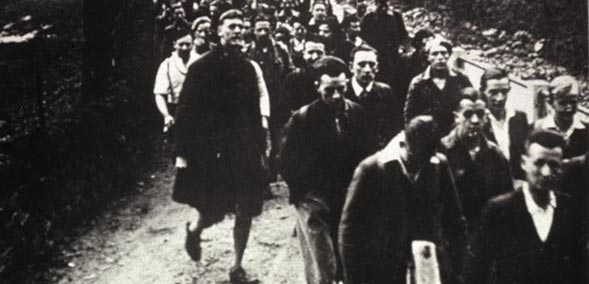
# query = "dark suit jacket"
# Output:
<box><xmin>280</xmin><ymin>99</ymin><xmax>370</xmax><ymax>212</ymax></box>
<box><xmin>404</xmin><ymin>69</ymin><xmax>472</xmax><ymax>136</ymax></box>
<box><xmin>344</xmin><ymin>80</ymin><xmax>403</xmax><ymax>152</ymax></box>
<box><xmin>440</xmin><ymin>130</ymin><xmax>514</xmax><ymax>231</ymax></box>
<box><xmin>464</xmin><ymin>189</ymin><xmax>584</xmax><ymax>284</ymax></box>
<box><xmin>484</xmin><ymin>111</ymin><xmax>529</xmax><ymax>180</ymax></box>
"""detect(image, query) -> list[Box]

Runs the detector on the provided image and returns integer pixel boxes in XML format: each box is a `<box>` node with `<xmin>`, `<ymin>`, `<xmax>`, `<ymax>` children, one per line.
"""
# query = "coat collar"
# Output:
<box><xmin>441</xmin><ymin>128</ymin><xmax>492</xmax><ymax>153</ymax></box>
<box><xmin>378</xmin><ymin>132</ymin><xmax>442</xmax><ymax>167</ymax></box>
<box><xmin>419</xmin><ymin>66</ymin><xmax>459</xmax><ymax>81</ymax></box>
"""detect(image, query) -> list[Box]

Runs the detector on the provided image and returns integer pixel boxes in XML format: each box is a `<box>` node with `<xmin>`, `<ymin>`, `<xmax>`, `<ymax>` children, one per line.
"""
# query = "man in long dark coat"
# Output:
<box><xmin>172</xmin><ymin>9</ymin><xmax>267</xmax><ymax>283</ymax></box>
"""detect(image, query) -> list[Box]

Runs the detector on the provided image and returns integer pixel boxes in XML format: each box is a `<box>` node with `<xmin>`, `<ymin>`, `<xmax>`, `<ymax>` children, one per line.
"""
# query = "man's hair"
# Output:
<box><xmin>424</xmin><ymin>37</ymin><xmax>453</xmax><ymax>55</ymax></box>
<box><xmin>312</xmin><ymin>55</ymin><xmax>348</xmax><ymax>81</ymax></box>
<box><xmin>219</xmin><ymin>9</ymin><xmax>244</xmax><ymax>25</ymax></box>
<box><xmin>412</xmin><ymin>29</ymin><xmax>434</xmax><ymax>49</ymax></box>
<box><xmin>318</xmin><ymin>18</ymin><xmax>340</xmax><ymax>35</ymax></box>
<box><xmin>456</xmin><ymin>87</ymin><xmax>484</xmax><ymax>111</ymax></box>
<box><xmin>480</xmin><ymin>67</ymin><xmax>508</xmax><ymax>92</ymax></box>
<box><xmin>525</xmin><ymin>129</ymin><xmax>566</xmax><ymax>154</ymax></box>
<box><xmin>305</xmin><ymin>35</ymin><xmax>325</xmax><ymax>46</ymax></box>
<box><xmin>350</xmin><ymin>44</ymin><xmax>378</xmax><ymax>62</ymax></box>
<box><xmin>253</xmin><ymin>13</ymin><xmax>275</xmax><ymax>27</ymax></box>
<box><xmin>192</xmin><ymin>16</ymin><xmax>212</xmax><ymax>31</ymax></box>
<box><xmin>172</xmin><ymin>29</ymin><xmax>193</xmax><ymax>42</ymax></box>
<box><xmin>405</xmin><ymin>115</ymin><xmax>439</xmax><ymax>150</ymax></box>
<box><xmin>548</xmin><ymin>75</ymin><xmax>580</xmax><ymax>99</ymax></box>
<box><xmin>211</xmin><ymin>0</ymin><xmax>232</xmax><ymax>11</ymax></box>
<box><xmin>275</xmin><ymin>25</ymin><xmax>292</xmax><ymax>36</ymax></box>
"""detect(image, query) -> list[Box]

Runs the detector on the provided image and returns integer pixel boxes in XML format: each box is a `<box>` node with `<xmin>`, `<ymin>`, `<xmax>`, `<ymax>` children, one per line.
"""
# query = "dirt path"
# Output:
<box><xmin>48</xmin><ymin>159</ymin><xmax>305</xmax><ymax>284</ymax></box>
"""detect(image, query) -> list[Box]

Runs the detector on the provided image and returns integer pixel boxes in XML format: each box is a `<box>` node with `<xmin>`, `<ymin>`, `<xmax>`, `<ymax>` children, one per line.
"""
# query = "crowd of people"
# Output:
<box><xmin>152</xmin><ymin>0</ymin><xmax>588</xmax><ymax>283</ymax></box>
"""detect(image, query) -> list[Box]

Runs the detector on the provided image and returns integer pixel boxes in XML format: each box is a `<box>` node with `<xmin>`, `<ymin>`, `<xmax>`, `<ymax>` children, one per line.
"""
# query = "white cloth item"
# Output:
<box><xmin>351</xmin><ymin>78</ymin><xmax>373</xmax><ymax>98</ymax></box>
<box><xmin>488</xmin><ymin>110</ymin><xmax>515</xmax><ymax>159</ymax></box>
<box><xmin>537</xmin><ymin>114</ymin><xmax>586</xmax><ymax>142</ymax></box>
<box><xmin>250</xmin><ymin>60</ymin><xmax>271</xmax><ymax>120</ymax></box>
<box><xmin>522</xmin><ymin>182</ymin><xmax>556</xmax><ymax>242</ymax></box>
<box><xmin>411</xmin><ymin>241</ymin><xmax>442</xmax><ymax>284</ymax></box>
<box><xmin>153</xmin><ymin>52</ymin><xmax>196</xmax><ymax>104</ymax></box>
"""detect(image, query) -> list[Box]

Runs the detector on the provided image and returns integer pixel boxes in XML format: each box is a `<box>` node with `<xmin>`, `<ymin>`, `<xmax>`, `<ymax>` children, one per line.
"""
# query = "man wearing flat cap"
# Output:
<box><xmin>280</xmin><ymin>56</ymin><xmax>370</xmax><ymax>284</ymax></box>
<box><xmin>173</xmin><ymin>9</ymin><xmax>267</xmax><ymax>283</ymax></box>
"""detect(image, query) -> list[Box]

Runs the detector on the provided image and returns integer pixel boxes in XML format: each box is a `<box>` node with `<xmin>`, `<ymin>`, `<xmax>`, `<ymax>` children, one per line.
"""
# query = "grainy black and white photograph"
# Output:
<box><xmin>0</xmin><ymin>0</ymin><xmax>587</xmax><ymax>283</ymax></box>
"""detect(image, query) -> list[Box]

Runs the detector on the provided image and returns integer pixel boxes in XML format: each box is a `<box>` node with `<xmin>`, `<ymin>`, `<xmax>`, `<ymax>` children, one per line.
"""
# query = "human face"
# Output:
<box><xmin>312</xmin><ymin>3</ymin><xmax>327</xmax><ymax>21</ymax></box>
<box><xmin>194</xmin><ymin>22</ymin><xmax>211</xmax><ymax>46</ymax></box>
<box><xmin>522</xmin><ymin>143</ymin><xmax>563</xmax><ymax>192</ymax></box>
<box><xmin>348</xmin><ymin>21</ymin><xmax>361</xmax><ymax>39</ymax></box>
<box><xmin>303</xmin><ymin>41</ymin><xmax>325</xmax><ymax>64</ymax></box>
<box><xmin>351</xmin><ymin>50</ymin><xmax>378</xmax><ymax>86</ymax></box>
<box><xmin>455</xmin><ymin>99</ymin><xmax>487</xmax><ymax>140</ymax></box>
<box><xmin>209</xmin><ymin>5</ymin><xmax>219</xmax><ymax>18</ymax></box>
<box><xmin>427</xmin><ymin>44</ymin><xmax>450</xmax><ymax>71</ymax></box>
<box><xmin>356</xmin><ymin>0</ymin><xmax>367</xmax><ymax>14</ymax></box>
<box><xmin>483</xmin><ymin>77</ymin><xmax>511</xmax><ymax>113</ymax></box>
<box><xmin>317</xmin><ymin>73</ymin><xmax>347</xmax><ymax>111</ymax></box>
<box><xmin>318</xmin><ymin>23</ymin><xmax>332</xmax><ymax>39</ymax></box>
<box><xmin>293</xmin><ymin>22</ymin><xmax>306</xmax><ymax>39</ymax></box>
<box><xmin>254</xmin><ymin>21</ymin><xmax>272</xmax><ymax>45</ymax></box>
<box><xmin>174</xmin><ymin>35</ymin><xmax>194</xmax><ymax>56</ymax></box>
<box><xmin>552</xmin><ymin>91</ymin><xmax>579</xmax><ymax>121</ymax></box>
<box><xmin>218</xmin><ymin>18</ymin><xmax>245</xmax><ymax>48</ymax></box>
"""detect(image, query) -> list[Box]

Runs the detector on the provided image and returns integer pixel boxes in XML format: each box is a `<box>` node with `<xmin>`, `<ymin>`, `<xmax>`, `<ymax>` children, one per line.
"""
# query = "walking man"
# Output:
<box><xmin>339</xmin><ymin>115</ymin><xmax>467</xmax><ymax>284</ymax></box>
<box><xmin>440</xmin><ymin>88</ymin><xmax>513</xmax><ymax>231</ymax></box>
<box><xmin>464</xmin><ymin>129</ymin><xmax>585</xmax><ymax>284</ymax></box>
<box><xmin>173</xmin><ymin>9</ymin><xmax>267</xmax><ymax>283</ymax></box>
<box><xmin>344</xmin><ymin>44</ymin><xmax>403</xmax><ymax>151</ymax></box>
<box><xmin>404</xmin><ymin>38</ymin><xmax>472</xmax><ymax>136</ymax></box>
<box><xmin>153</xmin><ymin>31</ymin><xmax>196</xmax><ymax>133</ymax></box>
<box><xmin>280</xmin><ymin>56</ymin><xmax>369</xmax><ymax>284</ymax></box>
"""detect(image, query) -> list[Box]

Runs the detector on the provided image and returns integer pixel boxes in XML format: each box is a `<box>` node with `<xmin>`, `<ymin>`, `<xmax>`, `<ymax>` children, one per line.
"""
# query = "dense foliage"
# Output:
<box><xmin>0</xmin><ymin>1</ymin><xmax>159</xmax><ymax>282</ymax></box>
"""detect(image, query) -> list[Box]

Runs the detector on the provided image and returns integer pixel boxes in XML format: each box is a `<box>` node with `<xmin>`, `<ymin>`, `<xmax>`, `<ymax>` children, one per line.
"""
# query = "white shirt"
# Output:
<box><xmin>250</xmin><ymin>60</ymin><xmax>270</xmax><ymax>129</ymax></box>
<box><xmin>153</xmin><ymin>52</ymin><xmax>197</xmax><ymax>103</ymax></box>
<box><xmin>537</xmin><ymin>114</ymin><xmax>586</xmax><ymax>143</ymax></box>
<box><xmin>351</xmin><ymin>79</ymin><xmax>373</xmax><ymax>99</ymax></box>
<box><xmin>522</xmin><ymin>182</ymin><xmax>557</xmax><ymax>242</ymax></box>
<box><xmin>488</xmin><ymin>110</ymin><xmax>515</xmax><ymax>159</ymax></box>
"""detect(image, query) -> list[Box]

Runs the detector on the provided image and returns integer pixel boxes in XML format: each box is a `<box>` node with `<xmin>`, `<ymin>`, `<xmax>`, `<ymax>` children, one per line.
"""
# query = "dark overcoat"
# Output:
<box><xmin>339</xmin><ymin>140</ymin><xmax>467</xmax><ymax>284</ymax></box>
<box><xmin>173</xmin><ymin>47</ymin><xmax>267</xmax><ymax>220</ymax></box>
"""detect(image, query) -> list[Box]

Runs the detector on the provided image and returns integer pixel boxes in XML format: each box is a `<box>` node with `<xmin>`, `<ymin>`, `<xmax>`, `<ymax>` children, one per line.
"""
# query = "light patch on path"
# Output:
<box><xmin>53</xmin><ymin>164</ymin><xmax>305</xmax><ymax>284</ymax></box>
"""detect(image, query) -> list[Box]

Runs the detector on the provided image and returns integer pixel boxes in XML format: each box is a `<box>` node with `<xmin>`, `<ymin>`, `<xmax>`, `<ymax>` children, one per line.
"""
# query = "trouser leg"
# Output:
<box><xmin>268</xmin><ymin>125</ymin><xmax>284</xmax><ymax>182</ymax></box>
<box><xmin>295</xmin><ymin>200</ymin><xmax>337</xmax><ymax>284</ymax></box>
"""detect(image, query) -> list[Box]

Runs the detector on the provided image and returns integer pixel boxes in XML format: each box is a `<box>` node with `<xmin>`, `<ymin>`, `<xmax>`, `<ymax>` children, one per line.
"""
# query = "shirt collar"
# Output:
<box><xmin>522</xmin><ymin>182</ymin><xmax>557</xmax><ymax>214</ymax></box>
<box><xmin>378</xmin><ymin>132</ymin><xmax>440</xmax><ymax>178</ymax></box>
<box><xmin>488</xmin><ymin>108</ymin><xmax>516</xmax><ymax>123</ymax></box>
<box><xmin>540</xmin><ymin>114</ymin><xmax>586</xmax><ymax>130</ymax></box>
<box><xmin>351</xmin><ymin>78</ymin><xmax>373</xmax><ymax>97</ymax></box>
<box><xmin>420</xmin><ymin>66</ymin><xmax>458</xmax><ymax>80</ymax></box>
<box><xmin>441</xmin><ymin>128</ymin><xmax>491</xmax><ymax>152</ymax></box>
<box><xmin>170</xmin><ymin>51</ymin><xmax>191</xmax><ymax>73</ymax></box>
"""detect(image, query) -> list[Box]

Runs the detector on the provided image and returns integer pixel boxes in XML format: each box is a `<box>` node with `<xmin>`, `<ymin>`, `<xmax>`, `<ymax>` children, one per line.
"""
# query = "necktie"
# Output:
<box><xmin>359</xmin><ymin>88</ymin><xmax>368</xmax><ymax>100</ymax></box>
